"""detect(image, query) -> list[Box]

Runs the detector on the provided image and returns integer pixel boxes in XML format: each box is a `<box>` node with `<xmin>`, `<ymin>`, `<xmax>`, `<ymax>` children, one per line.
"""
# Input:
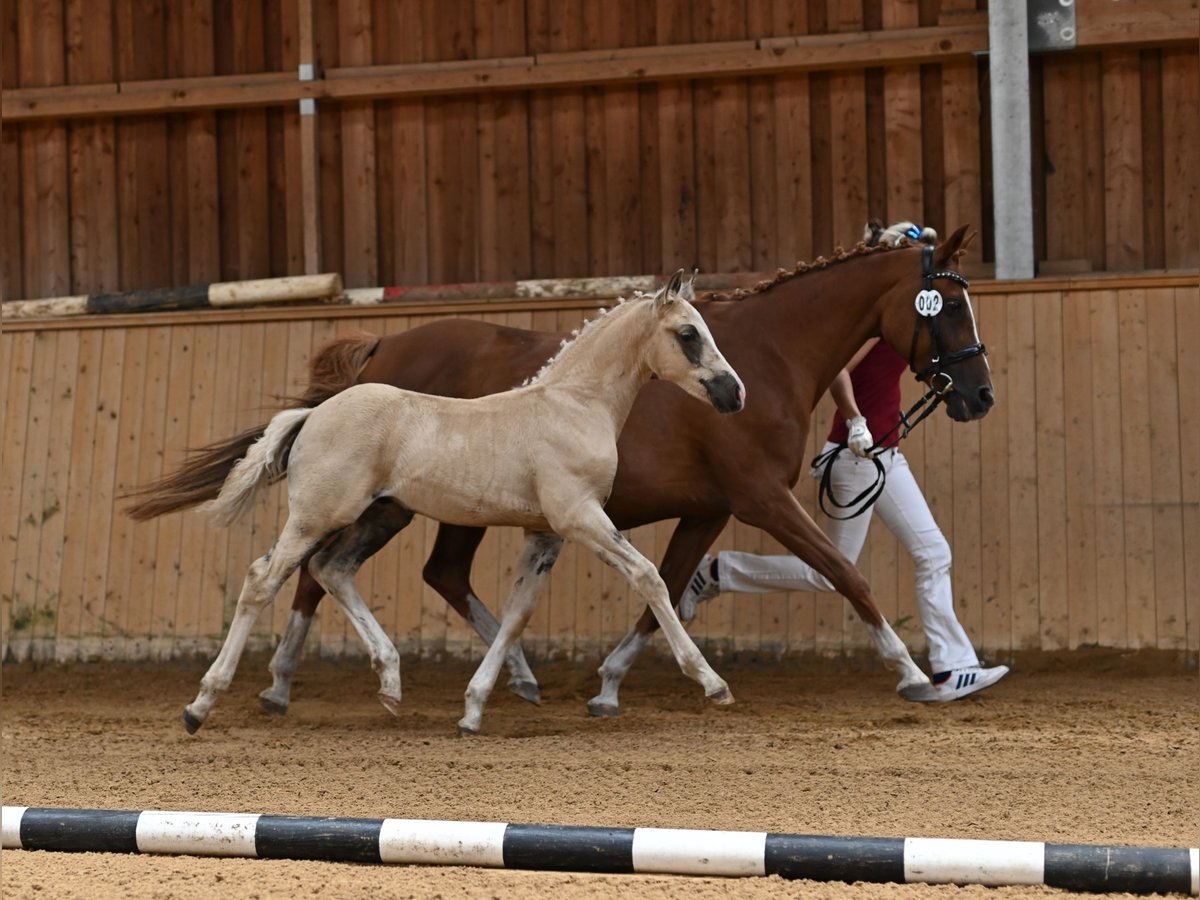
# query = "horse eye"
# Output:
<box><xmin>945</xmin><ymin>299</ymin><xmax>962</xmax><ymax>313</ymax></box>
<box><xmin>678</xmin><ymin>325</ymin><xmax>699</xmax><ymax>341</ymax></box>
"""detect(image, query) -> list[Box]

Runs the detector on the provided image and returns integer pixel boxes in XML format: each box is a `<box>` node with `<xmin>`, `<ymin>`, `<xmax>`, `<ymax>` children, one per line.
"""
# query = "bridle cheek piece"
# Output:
<box><xmin>908</xmin><ymin>243</ymin><xmax>987</xmax><ymax>396</ymax></box>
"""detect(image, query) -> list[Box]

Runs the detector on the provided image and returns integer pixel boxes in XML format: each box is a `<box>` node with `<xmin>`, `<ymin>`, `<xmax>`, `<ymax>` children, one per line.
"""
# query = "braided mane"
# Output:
<box><xmin>706</xmin><ymin>239</ymin><xmax>906</xmax><ymax>302</ymax></box>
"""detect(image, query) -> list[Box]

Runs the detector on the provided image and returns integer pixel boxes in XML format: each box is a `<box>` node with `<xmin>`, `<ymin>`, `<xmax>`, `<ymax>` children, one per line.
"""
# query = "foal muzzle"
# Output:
<box><xmin>702</xmin><ymin>372</ymin><xmax>745</xmax><ymax>414</ymax></box>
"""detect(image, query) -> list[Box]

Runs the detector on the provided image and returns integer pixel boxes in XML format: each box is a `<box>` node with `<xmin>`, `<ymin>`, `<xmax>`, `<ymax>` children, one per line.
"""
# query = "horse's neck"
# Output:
<box><xmin>533</xmin><ymin>301</ymin><xmax>652</xmax><ymax>428</ymax></box>
<box><xmin>744</xmin><ymin>256</ymin><xmax>902</xmax><ymax>404</ymax></box>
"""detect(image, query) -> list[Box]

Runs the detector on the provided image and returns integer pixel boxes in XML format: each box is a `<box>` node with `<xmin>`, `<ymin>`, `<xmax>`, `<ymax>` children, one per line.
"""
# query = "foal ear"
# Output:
<box><xmin>936</xmin><ymin>224</ymin><xmax>972</xmax><ymax>266</ymax></box>
<box><xmin>679</xmin><ymin>268</ymin><xmax>699</xmax><ymax>302</ymax></box>
<box><xmin>657</xmin><ymin>268</ymin><xmax>685</xmax><ymax>308</ymax></box>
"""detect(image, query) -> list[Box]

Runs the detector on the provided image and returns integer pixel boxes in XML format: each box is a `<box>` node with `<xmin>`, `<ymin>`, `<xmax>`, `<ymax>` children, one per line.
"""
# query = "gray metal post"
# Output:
<box><xmin>988</xmin><ymin>2</ymin><xmax>1035</xmax><ymax>279</ymax></box>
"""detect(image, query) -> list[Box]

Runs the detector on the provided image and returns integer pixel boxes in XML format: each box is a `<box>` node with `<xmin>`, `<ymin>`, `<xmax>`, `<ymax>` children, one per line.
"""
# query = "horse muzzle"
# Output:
<box><xmin>944</xmin><ymin>383</ymin><xmax>996</xmax><ymax>422</ymax></box>
<box><xmin>702</xmin><ymin>372</ymin><xmax>745</xmax><ymax>414</ymax></box>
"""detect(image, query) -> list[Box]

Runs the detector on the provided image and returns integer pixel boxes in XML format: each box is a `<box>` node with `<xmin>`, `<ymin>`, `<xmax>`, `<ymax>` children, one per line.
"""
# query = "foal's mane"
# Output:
<box><xmin>706</xmin><ymin>239</ymin><xmax>902</xmax><ymax>302</ymax></box>
<box><xmin>522</xmin><ymin>292</ymin><xmax>645</xmax><ymax>387</ymax></box>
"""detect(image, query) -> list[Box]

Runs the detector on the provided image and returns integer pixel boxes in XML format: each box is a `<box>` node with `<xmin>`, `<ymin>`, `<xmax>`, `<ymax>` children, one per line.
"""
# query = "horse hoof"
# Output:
<box><xmin>897</xmin><ymin>680</ymin><xmax>938</xmax><ymax>703</ymax></box>
<box><xmin>457</xmin><ymin>721</ymin><xmax>480</xmax><ymax>737</ymax></box>
<box><xmin>507</xmin><ymin>679</ymin><xmax>541</xmax><ymax>706</ymax></box>
<box><xmin>377</xmin><ymin>692</ymin><xmax>404</xmax><ymax>717</ymax></box>
<box><xmin>182</xmin><ymin>709</ymin><xmax>203</xmax><ymax>734</ymax></box>
<box><xmin>258</xmin><ymin>694</ymin><xmax>289</xmax><ymax>716</ymax></box>
<box><xmin>707</xmin><ymin>687</ymin><xmax>735</xmax><ymax>706</ymax></box>
<box><xmin>587</xmin><ymin>699</ymin><xmax>621</xmax><ymax>718</ymax></box>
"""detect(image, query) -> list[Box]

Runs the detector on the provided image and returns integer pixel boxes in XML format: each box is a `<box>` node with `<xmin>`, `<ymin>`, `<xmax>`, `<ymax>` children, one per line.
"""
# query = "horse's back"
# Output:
<box><xmin>364</xmin><ymin>319</ymin><xmax>563</xmax><ymax>398</ymax></box>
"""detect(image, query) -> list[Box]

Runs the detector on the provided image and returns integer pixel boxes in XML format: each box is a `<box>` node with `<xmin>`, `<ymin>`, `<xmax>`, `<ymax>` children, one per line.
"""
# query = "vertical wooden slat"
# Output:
<box><xmin>1174</xmin><ymin>287</ymin><xmax>1200</xmax><ymax>652</ymax></box>
<box><xmin>474</xmin><ymin>0</ymin><xmax>531</xmax><ymax>282</ymax></box>
<box><xmin>1144</xmin><ymin>289</ymin><xmax>1187</xmax><ymax>649</ymax></box>
<box><xmin>1033</xmin><ymin>293</ymin><xmax>1068</xmax><ymax>649</ymax></box>
<box><xmin>976</xmin><ymin>295</ymin><xmax>1012</xmax><ymax>655</ymax></box>
<box><xmin>1</xmin><ymin>334</ymin><xmax>35</xmax><ymax>653</ymax></box>
<box><xmin>127</xmin><ymin>327</ymin><xmax>173</xmax><ymax>656</ymax></box>
<box><xmin>51</xmin><ymin>331</ymin><xmax>102</xmax><ymax>659</ymax></box>
<box><xmin>1062</xmin><ymin>290</ymin><xmax>1098</xmax><ymax>647</ymax></box>
<box><xmin>827</xmin><ymin>0</ymin><xmax>868</xmax><ymax>251</ymax></box>
<box><xmin>1101</xmin><ymin>50</ymin><xmax>1145</xmax><ymax>271</ymax></box>
<box><xmin>1005</xmin><ymin>295</ymin><xmax>1040</xmax><ymax>650</ymax></box>
<box><xmin>1161</xmin><ymin>49</ymin><xmax>1200</xmax><ymax>269</ymax></box>
<box><xmin>881</xmin><ymin>0</ymin><xmax>923</xmax><ymax>225</ymax></box>
<box><xmin>1117</xmin><ymin>289</ymin><xmax>1156</xmax><ymax>647</ymax></box>
<box><xmin>1089</xmin><ymin>290</ymin><xmax>1127</xmax><ymax>646</ymax></box>
<box><xmin>173</xmin><ymin>324</ymin><xmax>219</xmax><ymax>655</ymax></box>
<box><xmin>338</xmin><ymin>0</ymin><xmax>378</xmax><ymax>288</ymax></box>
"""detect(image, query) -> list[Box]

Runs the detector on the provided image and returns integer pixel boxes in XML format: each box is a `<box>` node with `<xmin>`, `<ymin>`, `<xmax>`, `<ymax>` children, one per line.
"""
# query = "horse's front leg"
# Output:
<box><xmin>184</xmin><ymin>526</ymin><xmax>314</xmax><ymax>733</ymax></box>
<box><xmin>565</xmin><ymin>506</ymin><xmax>732</xmax><ymax>706</ymax></box>
<box><xmin>424</xmin><ymin>523</ymin><xmax>541</xmax><ymax>705</ymax></box>
<box><xmin>588</xmin><ymin>515</ymin><xmax>730</xmax><ymax>717</ymax></box>
<box><xmin>734</xmin><ymin>489</ymin><xmax>934</xmax><ymax>701</ymax></box>
<box><xmin>459</xmin><ymin>532</ymin><xmax>562</xmax><ymax>735</ymax></box>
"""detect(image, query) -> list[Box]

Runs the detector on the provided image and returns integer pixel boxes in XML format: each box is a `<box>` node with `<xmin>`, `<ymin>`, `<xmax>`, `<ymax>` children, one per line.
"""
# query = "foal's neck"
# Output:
<box><xmin>532</xmin><ymin>299</ymin><xmax>654</xmax><ymax>425</ymax></box>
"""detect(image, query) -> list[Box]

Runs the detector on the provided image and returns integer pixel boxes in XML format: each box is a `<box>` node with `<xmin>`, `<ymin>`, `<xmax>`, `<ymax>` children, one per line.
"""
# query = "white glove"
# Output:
<box><xmin>845</xmin><ymin>415</ymin><xmax>874</xmax><ymax>458</ymax></box>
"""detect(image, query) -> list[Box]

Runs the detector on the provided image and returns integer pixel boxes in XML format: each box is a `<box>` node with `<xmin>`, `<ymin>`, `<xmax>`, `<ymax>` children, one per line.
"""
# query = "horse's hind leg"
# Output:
<box><xmin>459</xmin><ymin>532</ymin><xmax>562</xmax><ymax>735</ymax></box>
<box><xmin>184</xmin><ymin>522</ymin><xmax>318</xmax><ymax>733</ymax></box>
<box><xmin>258</xmin><ymin>563</ymin><xmax>323</xmax><ymax>715</ymax></box>
<box><xmin>308</xmin><ymin>503</ymin><xmax>415</xmax><ymax>716</ymax></box>
<box><xmin>425</xmin><ymin>524</ymin><xmax>540</xmax><ymax>705</ymax></box>
<box><xmin>589</xmin><ymin>515</ymin><xmax>729</xmax><ymax>717</ymax></box>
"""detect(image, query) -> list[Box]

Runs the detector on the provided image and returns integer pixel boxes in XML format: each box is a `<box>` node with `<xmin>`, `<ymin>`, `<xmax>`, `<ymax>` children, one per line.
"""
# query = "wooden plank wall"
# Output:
<box><xmin>3</xmin><ymin>276</ymin><xmax>1197</xmax><ymax>664</ymax></box>
<box><xmin>3</xmin><ymin>1</ymin><xmax>1198</xmax><ymax>302</ymax></box>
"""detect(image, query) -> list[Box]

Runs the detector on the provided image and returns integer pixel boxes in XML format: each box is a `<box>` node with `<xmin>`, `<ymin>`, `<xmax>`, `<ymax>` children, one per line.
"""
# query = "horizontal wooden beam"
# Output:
<box><xmin>4</xmin><ymin>24</ymin><xmax>987</xmax><ymax>122</ymax></box>
<box><xmin>4</xmin><ymin>272</ymin><xmax>1193</xmax><ymax>334</ymax></box>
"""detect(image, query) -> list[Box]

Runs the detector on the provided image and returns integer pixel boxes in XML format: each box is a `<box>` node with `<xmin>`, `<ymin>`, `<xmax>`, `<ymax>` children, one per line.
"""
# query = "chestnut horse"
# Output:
<box><xmin>183</xmin><ymin>273</ymin><xmax>744</xmax><ymax>734</ymax></box>
<box><xmin>128</xmin><ymin>226</ymin><xmax>992</xmax><ymax>716</ymax></box>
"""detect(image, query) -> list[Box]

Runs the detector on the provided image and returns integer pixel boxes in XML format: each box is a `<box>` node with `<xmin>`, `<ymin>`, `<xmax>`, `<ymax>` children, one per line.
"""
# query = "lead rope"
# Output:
<box><xmin>810</xmin><ymin>388</ymin><xmax>944</xmax><ymax>520</ymax></box>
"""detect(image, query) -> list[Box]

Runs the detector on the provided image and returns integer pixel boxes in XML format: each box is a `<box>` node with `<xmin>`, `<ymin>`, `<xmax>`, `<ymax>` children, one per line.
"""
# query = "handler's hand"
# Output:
<box><xmin>846</xmin><ymin>416</ymin><xmax>874</xmax><ymax>458</ymax></box>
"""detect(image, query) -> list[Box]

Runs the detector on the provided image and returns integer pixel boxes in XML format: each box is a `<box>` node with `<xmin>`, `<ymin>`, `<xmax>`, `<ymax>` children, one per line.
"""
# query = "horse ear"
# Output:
<box><xmin>657</xmin><ymin>269</ymin><xmax>685</xmax><ymax>308</ymax></box>
<box><xmin>679</xmin><ymin>268</ymin><xmax>699</xmax><ymax>302</ymax></box>
<box><xmin>936</xmin><ymin>224</ymin><xmax>972</xmax><ymax>266</ymax></box>
<box><xmin>864</xmin><ymin>218</ymin><xmax>885</xmax><ymax>245</ymax></box>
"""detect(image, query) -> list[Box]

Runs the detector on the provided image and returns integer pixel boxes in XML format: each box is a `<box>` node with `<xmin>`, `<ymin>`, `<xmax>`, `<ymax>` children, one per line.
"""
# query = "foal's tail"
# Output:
<box><xmin>199</xmin><ymin>407</ymin><xmax>313</xmax><ymax>527</ymax></box>
<box><xmin>123</xmin><ymin>334</ymin><xmax>381</xmax><ymax>521</ymax></box>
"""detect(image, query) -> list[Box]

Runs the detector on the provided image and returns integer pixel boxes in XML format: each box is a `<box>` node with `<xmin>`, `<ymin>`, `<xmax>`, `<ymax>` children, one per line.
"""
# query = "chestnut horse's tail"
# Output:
<box><xmin>123</xmin><ymin>334</ymin><xmax>381</xmax><ymax>521</ymax></box>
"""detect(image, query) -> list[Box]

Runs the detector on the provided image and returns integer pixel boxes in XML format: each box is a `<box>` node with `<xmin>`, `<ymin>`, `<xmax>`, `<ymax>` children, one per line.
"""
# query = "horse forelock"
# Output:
<box><xmin>705</xmin><ymin>240</ymin><xmax>902</xmax><ymax>302</ymax></box>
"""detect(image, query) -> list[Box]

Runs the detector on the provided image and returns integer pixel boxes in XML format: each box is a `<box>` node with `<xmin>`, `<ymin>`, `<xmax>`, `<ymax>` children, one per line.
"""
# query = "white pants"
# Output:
<box><xmin>718</xmin><ymin>442</ymin><xmax>979</xmax><ymax>674</ymax></box>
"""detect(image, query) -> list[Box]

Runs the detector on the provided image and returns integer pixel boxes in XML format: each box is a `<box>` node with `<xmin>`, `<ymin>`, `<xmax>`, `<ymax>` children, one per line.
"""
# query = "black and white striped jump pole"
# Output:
<box><xmin>4</xmin><ymin>807</ymin><xmax>1196</xmax><ymax>895</ymax></box>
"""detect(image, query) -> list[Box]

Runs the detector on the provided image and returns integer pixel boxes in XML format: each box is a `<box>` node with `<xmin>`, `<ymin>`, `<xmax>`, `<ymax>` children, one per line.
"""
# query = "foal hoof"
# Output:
<box><xmin>258</xmin><ymin>693</ymin><xmax>289</xmax><ymax>716</ymax></box>
<box><xmin>182</xmin><ymin>709</ymin><xmax>204</xmax><ymax>734</ymax></box>
<box><xmin>898</xmin><ymin>680</ymin><xmax>938</xmax><ymax>703</ymax></box>
<box><xmin>586</xmin><ymin>698</ymin><xmax>621</xmax><ymax>718</ymax></box>
<box><xmin>377</xmin><ymin>692</ymin><xmax>404</xmax><ymax>717</ymax></box>
<box><xmin>507</xmin><ymin>679</ymin><xmax>541</xmax><ymax>706</ymax></box>
<box><xmin>456</xmin><ymin>720</ymin><xmax>480</xmax><ymax>737</ymax></box>
<box><xmin>707</xmin><ymin>687</ymin><xmax>735</xmax><ymax>706</ymax></box>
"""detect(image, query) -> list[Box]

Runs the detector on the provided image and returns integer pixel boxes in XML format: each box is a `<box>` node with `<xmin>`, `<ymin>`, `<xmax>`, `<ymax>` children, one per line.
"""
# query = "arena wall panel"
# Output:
<box><xmin>2</xmin><ymin>275</ymin><xmax>1196</xmax><ymax>664</ymax></box>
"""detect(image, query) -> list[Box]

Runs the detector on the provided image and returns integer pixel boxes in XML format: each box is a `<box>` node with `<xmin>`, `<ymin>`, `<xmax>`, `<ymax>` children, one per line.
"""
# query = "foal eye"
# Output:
<box><xmin>678</xmin><ymin>326</ymin><xmax>699</xmax><ymax>341</ymax></box>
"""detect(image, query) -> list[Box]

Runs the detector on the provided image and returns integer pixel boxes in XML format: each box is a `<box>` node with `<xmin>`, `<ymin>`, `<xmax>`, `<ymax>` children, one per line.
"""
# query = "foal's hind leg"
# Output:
<box><xmin>589</xmin><ymin>515</ymin><xmax>729</xmax><ymax>717</ymax></box>
<box><xmin>308</xmin><ymin>504</ymin><xmax>415</xmax><ymax>716</ymax></box>
<box><xmin>563</xmin><ymin>506</ymin><xmax>732</xmax><ymax>707</ymax></box>
<box><xmin>425</xmin><ymin>524</ymin><xmax>540</xmax><ymax>704</ymax></box>
<box><xmin>258</xmin><ymin>564</ymin><xmax>323</xmax><ymax>715</ymax></box>
<box><xmin>459</xmin><ymin>532</ymin><xmax>562</xmax><ymax>735</ymax></box>
<box><xmin>184</xmin><ymin>522</ymin><xmax>319</xmax><ymax>733</ymax></box>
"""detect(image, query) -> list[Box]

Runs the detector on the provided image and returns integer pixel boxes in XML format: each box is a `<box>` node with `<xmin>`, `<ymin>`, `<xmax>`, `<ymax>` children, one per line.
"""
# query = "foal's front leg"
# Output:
<box><xmin>459</xmin><ymin>532</ymin><xmax>562</xmax><ymax>735</ymax></box>
<box><xmin>565</xmin><ymin>505</ymin><xmax>732</xmax><ymax>706</ymax></box>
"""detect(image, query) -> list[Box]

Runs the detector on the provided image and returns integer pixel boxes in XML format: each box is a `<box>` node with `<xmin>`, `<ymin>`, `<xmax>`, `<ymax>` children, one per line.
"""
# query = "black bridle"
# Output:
<box><xmin>812</xmin><ymin>242</ymin><xmax>987</xmax><ymax>520</ymax></box>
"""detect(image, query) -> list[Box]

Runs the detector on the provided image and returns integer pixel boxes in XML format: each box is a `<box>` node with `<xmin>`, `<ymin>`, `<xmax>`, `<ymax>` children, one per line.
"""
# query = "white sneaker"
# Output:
<box><xmin>930</xmin><ymin>664</ymin><xmax>1010</xmax><ymax>701</ymax></box>
<box><xmin>678</xmin><ymin>554</ymin><xmax>720</xmax><ymax>622</ymax></box>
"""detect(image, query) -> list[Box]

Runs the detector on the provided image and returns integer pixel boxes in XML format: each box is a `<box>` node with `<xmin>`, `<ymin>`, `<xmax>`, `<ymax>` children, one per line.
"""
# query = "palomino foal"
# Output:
<box><xmin>184</xmin><ymin>271</ymin><xmax>745</xmax><ymax>735</ymax></box>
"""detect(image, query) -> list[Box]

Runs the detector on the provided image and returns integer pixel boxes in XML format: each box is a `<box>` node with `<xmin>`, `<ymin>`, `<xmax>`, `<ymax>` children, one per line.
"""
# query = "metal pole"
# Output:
<box><xmin>988</xmin><ymin>1</ymin><xmax>1035</xmax><ymax>279</ymax></box>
